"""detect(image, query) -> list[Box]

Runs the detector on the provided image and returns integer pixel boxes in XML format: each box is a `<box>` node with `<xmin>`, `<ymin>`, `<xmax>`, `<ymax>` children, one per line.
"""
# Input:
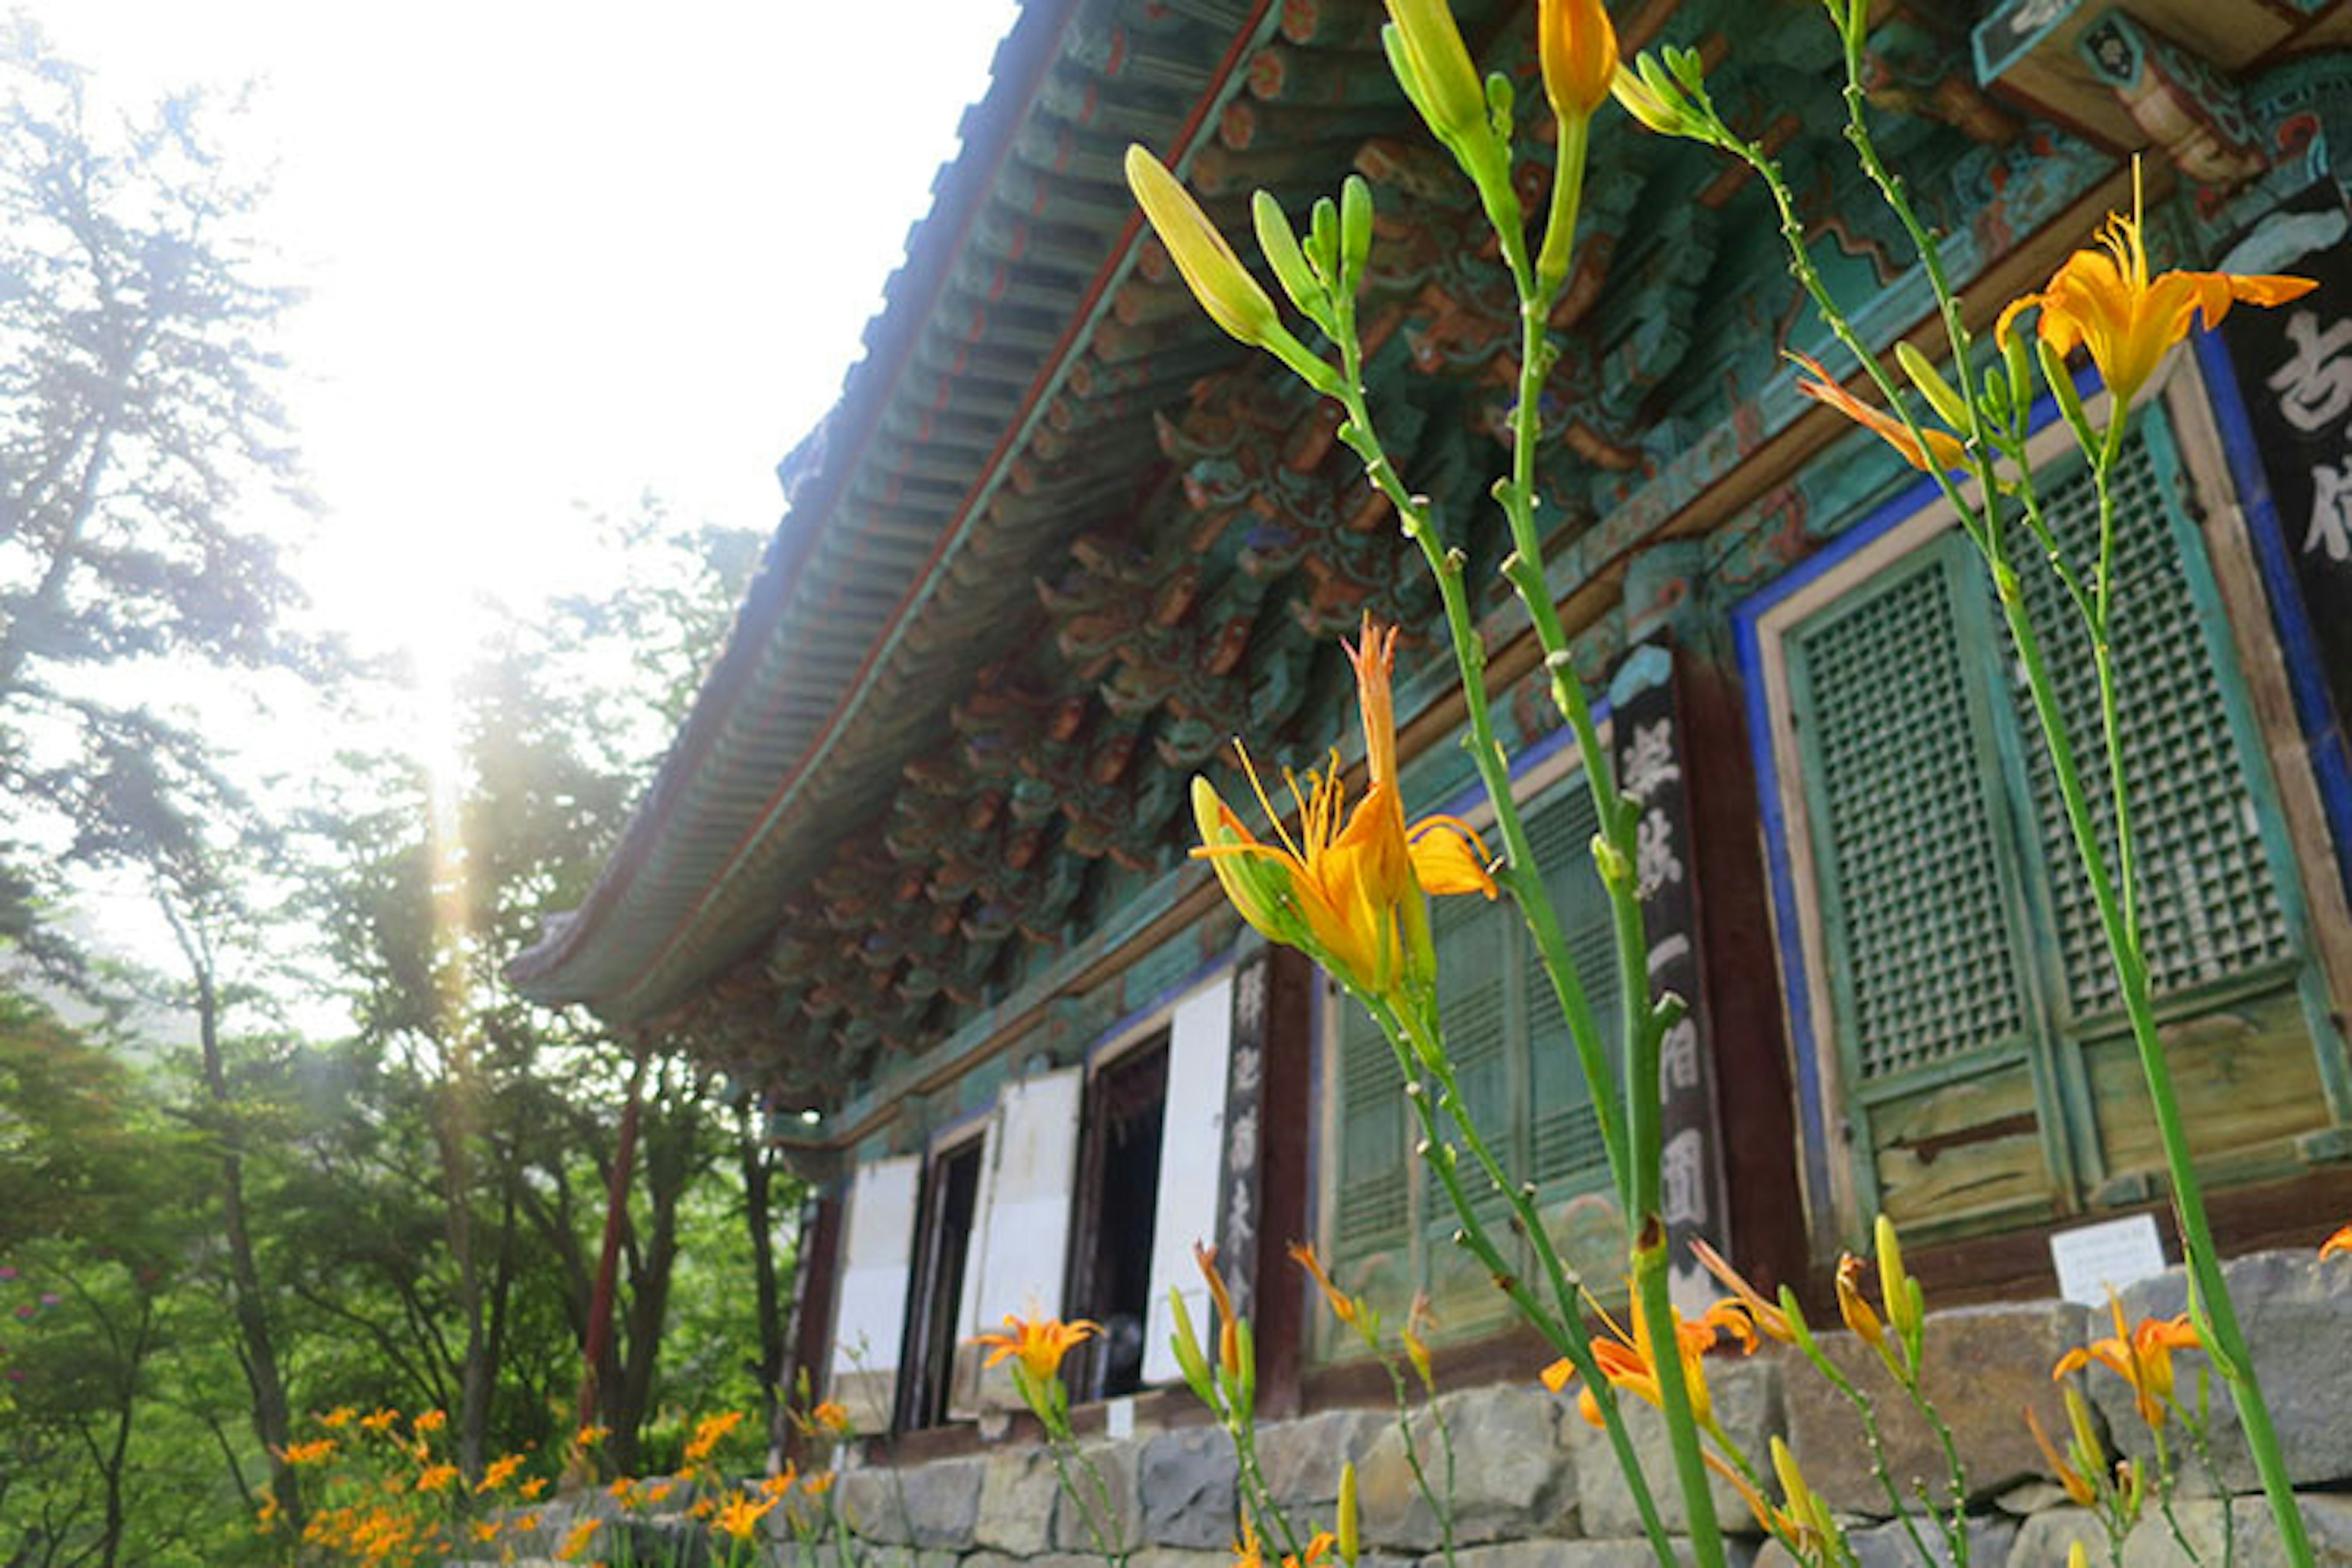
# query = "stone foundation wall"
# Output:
<box><xmin>453</xmin><ymin>1250</ymin><xmax>2352</xmax><ymax>1567</ymax></box>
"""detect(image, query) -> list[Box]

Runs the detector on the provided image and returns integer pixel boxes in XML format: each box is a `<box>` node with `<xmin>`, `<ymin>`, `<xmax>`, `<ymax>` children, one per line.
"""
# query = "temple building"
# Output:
<box><xmin>511</xmin><ymin>0</ymin><xmax>2352</xmax><ymax>1466</ymax></box>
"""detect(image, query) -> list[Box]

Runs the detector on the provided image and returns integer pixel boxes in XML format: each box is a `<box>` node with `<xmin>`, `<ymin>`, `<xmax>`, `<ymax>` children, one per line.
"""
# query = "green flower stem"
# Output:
<box><xmin>1325</xmin><ymin>277</ymin><xmax>1631</xmax><ymax>1216</ymax></box>
<box><xmin>1365</xmin><ymin>1333</ymin><xmax>1457</xmax><ymax>1568</ymax></box>
<box><xmin>1360</xmin><ymin>993</ymin><xmax>1678</xmax><ymax>1568</ymax></box>
<box><xmin>1209</xmin><ymin>1401</ymin><xmax>1302</xmax><ymax>1563</ymax></box>
<box><xmin>1469</xmin><ymin>116</ymin><xmax>1728</xmax><ymax>1568</ymax></box>
<box><xmin>2014</xmin><ymin>463</ymin><xmax>2310</xmax><ymax>1568</ymax></box>
<box><xmin>1823</xmin><ymin>71</ymin><xmax>2306</xmax><ymax>1564</ymax></box>
<box><xmin>1672</xmin><ymin>55</ymin><xmax>2312</xmax><ymax>1564</ymax></box>
<box><xmin>1321</xmin><ymin>304</ymin><xmax>1630</xmax><ymax>1371</ymax></box>
<box><xmin>1340</xmin><ymin>115</ymin><xmax>1724</xmax><ymax>1566</ymax></box>
<box><xmin>1801</xmin><ymin>1344</ymin><xmax>1940</xmax><ymax>1568</ymax></box>
<box><xmin>1887</xmin><ymin>1366</ymin><xmax>1970</xmax><ymax>1567</ymax></box>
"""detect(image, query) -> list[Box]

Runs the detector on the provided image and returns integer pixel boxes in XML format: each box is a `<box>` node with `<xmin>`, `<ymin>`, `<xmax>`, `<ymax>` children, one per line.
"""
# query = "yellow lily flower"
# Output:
<box><xmin>1539</xmin><ymin>0</ymin><xmax>1618</xmax><ymax>123</ymax></box>
<box><xmin>1192</xmin><ymin>617</ymin><xmax>1495</xmax><ymax>1001</ymax></box>
<box><xmin>969</xmin><ymin>1312</ymin><xmax>1101</xmax><ymax>1383</ymax></box>
<box><xmin>1996</xmin><ymin>163</ymin><xmax>2313</xmax><ymax>409</ymax></box>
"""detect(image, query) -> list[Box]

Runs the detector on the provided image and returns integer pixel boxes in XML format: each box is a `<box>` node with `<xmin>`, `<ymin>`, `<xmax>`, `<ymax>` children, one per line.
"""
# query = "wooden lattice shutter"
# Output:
<box><xmin>1782</xmin><ymin>405</ymin><xmax>2343</xmax><ymax>1237</ymax></box>
<box><xmin>1422</xmin><ymin>883</ymin><xmax>1517</xmax><ymax>1330</ymax></box>
<box><xmin>2007</xmin><ymin>434</ymin><xmax>2295</xmax><ymax>1012</ymax></box>
<box><xmin>1996</xmin><ymin>421</ymin><xmax>2334</xmax><ymax>1193</ymax></box>
<box><xmin>1785</xmin><ymin>545</ymin><xmax>2065</xmax><ymax>1232</ymax></box>
<box><xmin>1330</xmin><ymin>985</ymin><xmax>1409</xmax><ymax>1311</ymax></box>
<box><xmin>1521</xmin><ymin>783</ymin><xmax>1619</xmax><ymax>1197</ymax></box>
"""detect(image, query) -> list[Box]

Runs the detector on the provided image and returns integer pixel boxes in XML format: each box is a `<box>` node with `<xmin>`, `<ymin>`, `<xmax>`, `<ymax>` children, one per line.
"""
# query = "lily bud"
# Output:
<box><xmin>1616</xmin><ymin>55</ymin><xmax>1705</xmax><ymax>137</ymax></box>
<box><xmin>1167</xmin><ymin>1286</ymin><xmax>1216</xmax><ymax>1408</ymax></box>
<box><xmin>1894</xmin><ymin>342</ymin><xmax>1969</xmax><ymax>433</ymax></box>
<box><xmin>1192</xmin><ymin>775</ymin><xmax>1297</xmax><ymax>946</ymax></box>
<box><xmin>1340</xmin><ymin>175</ymin><xmax>1373</xmax><ymax>296</ymax></box>
<box><xmin>1539</xmin><ymin>0</ymin><xmax>1618</xmax><ymax>123</ymax></box>
<box><xmin>1835</xmin><ymin>1254</ymin><xmax>1883</xmax><ymax>1348</ymax></box>
<box><xmin>1769</xmin><ymin>1436</ymin><xmax>1812</xmax><ymax>1517</ymax></box>
<box><xmin>1253</xmin><ymin>192</ymin><xmax>1324</xmax><ymax>322</ymax></box>
<box><xmin>1337</xmin><ymin>1462</ymin><xmax>1360</xmax><ymax>1567</ymax></box>
<box><xmin>1381</xmin><ymin>0</ymin><xmax>1488</xmax><ymax>149</ymax></box>
<box><xmin>1875</xmin><ymin>1213</ymin><xmax>1922</xmax><ymax>1361</ymax></box>
<box><xmin>1125</xmin><ymin>146</ymin><xmax>1283</xmax><ymax>350</ymax></box>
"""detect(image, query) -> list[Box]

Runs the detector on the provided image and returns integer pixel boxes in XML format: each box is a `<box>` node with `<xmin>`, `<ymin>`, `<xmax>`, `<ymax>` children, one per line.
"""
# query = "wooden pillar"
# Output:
<box><xmin>1675</xmin><ymin>643</ymin><xmax>1809</xmax><ymax>1291</ymax></box>
<box><xmin>1250</xmin><ymin>945</ymin><xmax>1316</xmax><ymax>1419</ymax></box>
<box><xmin>782</xmin><ymin>1185</ymin><xmax>843</xmax><ymax>1465</ymax></box>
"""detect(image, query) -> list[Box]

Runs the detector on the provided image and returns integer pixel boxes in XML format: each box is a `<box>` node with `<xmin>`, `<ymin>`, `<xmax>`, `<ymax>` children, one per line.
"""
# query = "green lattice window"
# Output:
<box><xmin>1325</xmin><ymin>778</ymin><xmax>1621</xmax><ymax>1351</ymax></box>
<box><xmin>1782</xmin><ymin>408</ymin><xmax>2339</xmax><ymax>1237</ymax></box>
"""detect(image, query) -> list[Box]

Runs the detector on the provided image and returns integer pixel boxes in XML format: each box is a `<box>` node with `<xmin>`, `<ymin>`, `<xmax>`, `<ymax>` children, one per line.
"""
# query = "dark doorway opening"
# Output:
<box><xmin>899</xmin><ymin>1136</ymin><xmax>983</xmax><ymax>1430</ymax></box>
<box><xmin>1067</xmin><ymin>1037</ymin><xmax>1168</xmax><ymax>1402</ymax></box>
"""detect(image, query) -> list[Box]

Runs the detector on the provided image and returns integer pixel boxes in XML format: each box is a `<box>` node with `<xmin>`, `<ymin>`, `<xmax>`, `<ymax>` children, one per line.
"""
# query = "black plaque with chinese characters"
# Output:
<box><xmin>1213</xmin><ymin>949</ymin><xmax>1271</xmax><ymax>1318</ymax></box>
<box><xmin>2215</xmin><ymin>179</ymin><xmax>2352</xmax><ymax>725</ymax></box>
<box><xmin>1608</xmin><ymin>642</ymin><xmax>1730</xmax><ymax>1308</ymax></box>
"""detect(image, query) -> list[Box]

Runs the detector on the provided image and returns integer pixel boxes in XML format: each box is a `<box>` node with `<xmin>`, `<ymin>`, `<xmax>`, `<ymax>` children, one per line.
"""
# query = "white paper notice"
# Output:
<box><xmin>1105</xmin><ymin>1395</ymin><xmax>1136</xmax><ymax>1441</ymax></box>
<box><xmin>2049</xmin><ymin>1214</ymin><xmax>2169</xmax><ymax>1306</ymax></box>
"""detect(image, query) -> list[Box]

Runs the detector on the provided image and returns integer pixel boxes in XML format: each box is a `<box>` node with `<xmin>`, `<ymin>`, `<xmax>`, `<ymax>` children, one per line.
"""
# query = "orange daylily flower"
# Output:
<box><xmin>2025</xmin><ymin>1402</ymin><xmax>2098</xmax><ymax>1507</ymax></box>
<box><xmin>714</xmin><ymin>1491</ymin><xmax>780</xmax><ymax>1543</ymax></box>
<box><xmin>970</xmin><ymin>1312</ymin><xmax>1101</xmax><ymax>1383</ymax></box>
<box><xmin>684</xmin><ymin>1409</ymin><xmax>746</xmax><ymax>1463</ymax></box>
<box><xmin>360</xmin><ymin>1408</ymin><xmax>400</xmax><ymax>1434</ymax></box>
<box><xmin>811</xmin><ymin>1398</ymin><xmax>852</xmax><ymax>1433</ymax></box>
<box><xmin>556</xmin><ymin>1517</ymin><xmax>602</xmax><ymax>1562</ymax></box>
<box><xmin>1401</xmin><ymin>1292</ymin><xmax>1436</xmax><ymax>1390</ymax></box>
<box><xmin>1540</xmin><ymin>1298</ymin><xmax>1752</xmax><ymax>1430</ymax></box>
<box><xmin>2052</xmin><ymin>1294</ymin><xmax>2200</xmax><ymax>1430</ymax></box>
<box><xmin>1689</xmin><ymin>1238</ymin><xmax>1795</xmax><ymax>1344</ymax></box>
<box><xmin>761</xmin><ymin>1464</ymin><xmax>799</xmax><ymax>1499</ymax></box>
<box><xmin>1289</xmin><ymin>1240</ymin><xmax>1360</xmax><ymax>1326</ymax></box>
<box><xmin>1996</xmin><ymin>162</ymin><xmax>2313</xmax><ymax>409</ymax></box>
<box><xmin>1233</xmin><ymin>1518</ymin><xmax>1335</xmax><ymax>1568</ymax></box>
<box><xmin>415</xmin><ymin>1463</ymin><xmax>459</xmax><ymax>1494</ymax></box>
<box><xmin>1539</xmin><ymin>0</ymin><xmax>1618</xmax><ymax>122</ymax></box>
<box><xmin>1197</xmin><ymin>1242</ymin><xmax>1244</xmax><ymax>1376</ymax></box>
<box><xmin>1791</xmin><ymin>350</ymin><xmax>1967</xmax><ymax>473</ymax></box>
<box><xmin>475</xmin><ymin>1453</ymin><xmax>525</xmax><ymax>1493</ymax></box>
<box><xmin>802</xmin><ymin>1469</ymin><xmax>836</xmax><ymax>1498</ymax></box>
<box><xmin>1834</xmin><ymin>1253</ymin><xmax>1884</xmax><ymax>1348</ymax></box>
<box><xmin>1193</xmin><ymin>616</ymin><xmax>1495</xmax><ymax>1000</ymax></box>
<box><xmin>2322</xmin><ymin>1224</ymin><xmax>2350</xmax><ymax>1261</ymax></box>
<box><xmin>277</xmin><ymin>1437</ymin><xmax>337</xmax><ymax>1466</ymax></box>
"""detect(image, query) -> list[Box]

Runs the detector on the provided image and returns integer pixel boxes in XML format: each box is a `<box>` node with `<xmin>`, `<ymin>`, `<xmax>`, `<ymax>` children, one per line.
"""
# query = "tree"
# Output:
<box><xmin>0</xmin><ymin>19</ymin><xmax>311</xmax><ymax>976</ymax></box>
<box><xmin>306</xmin><ymin>503</ymin><xmax>764</xmax><ymax>1472</ymax></box>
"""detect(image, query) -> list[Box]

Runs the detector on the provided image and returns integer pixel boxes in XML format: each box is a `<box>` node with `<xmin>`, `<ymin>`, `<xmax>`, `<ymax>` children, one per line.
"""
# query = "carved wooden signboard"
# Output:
<box><xmin>2215</xmin><ymin>178</ymin><xmax>2352</xmax><ymax>737</ymax></box>
<box><xmin>1611</xmin><ymin>645</ymin><xmax>1730</xmax><ymax>1308</ymax></box>
<box><xmin>1212</xmin><ymin>949</ymin><xmax>1272</xmax><ymax>1320</ymax></box>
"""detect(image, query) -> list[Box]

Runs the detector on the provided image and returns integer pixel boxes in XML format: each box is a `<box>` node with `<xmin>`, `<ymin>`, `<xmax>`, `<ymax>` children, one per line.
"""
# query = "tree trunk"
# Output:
<box><xmin>741</xmin><ymin>1102</ymin><xmax>787</xmax><ymax>1465</ymax></box>
<box><xmin>172</xmin><ymin>907</ymin><xmax>303</xmax><ymax>1533</ymax></box>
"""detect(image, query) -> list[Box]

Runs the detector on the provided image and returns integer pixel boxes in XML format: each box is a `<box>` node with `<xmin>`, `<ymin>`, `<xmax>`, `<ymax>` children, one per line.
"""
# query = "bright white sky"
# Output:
<box><xmin>18</xmin><ymin>0</ymin><xmax>1021</xmax><ymax>1019</ymax></box>
<box><xmin>33</xmin><ymin>0</ymin><xmax>1021</xmax><ymax>662</ymax></box>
